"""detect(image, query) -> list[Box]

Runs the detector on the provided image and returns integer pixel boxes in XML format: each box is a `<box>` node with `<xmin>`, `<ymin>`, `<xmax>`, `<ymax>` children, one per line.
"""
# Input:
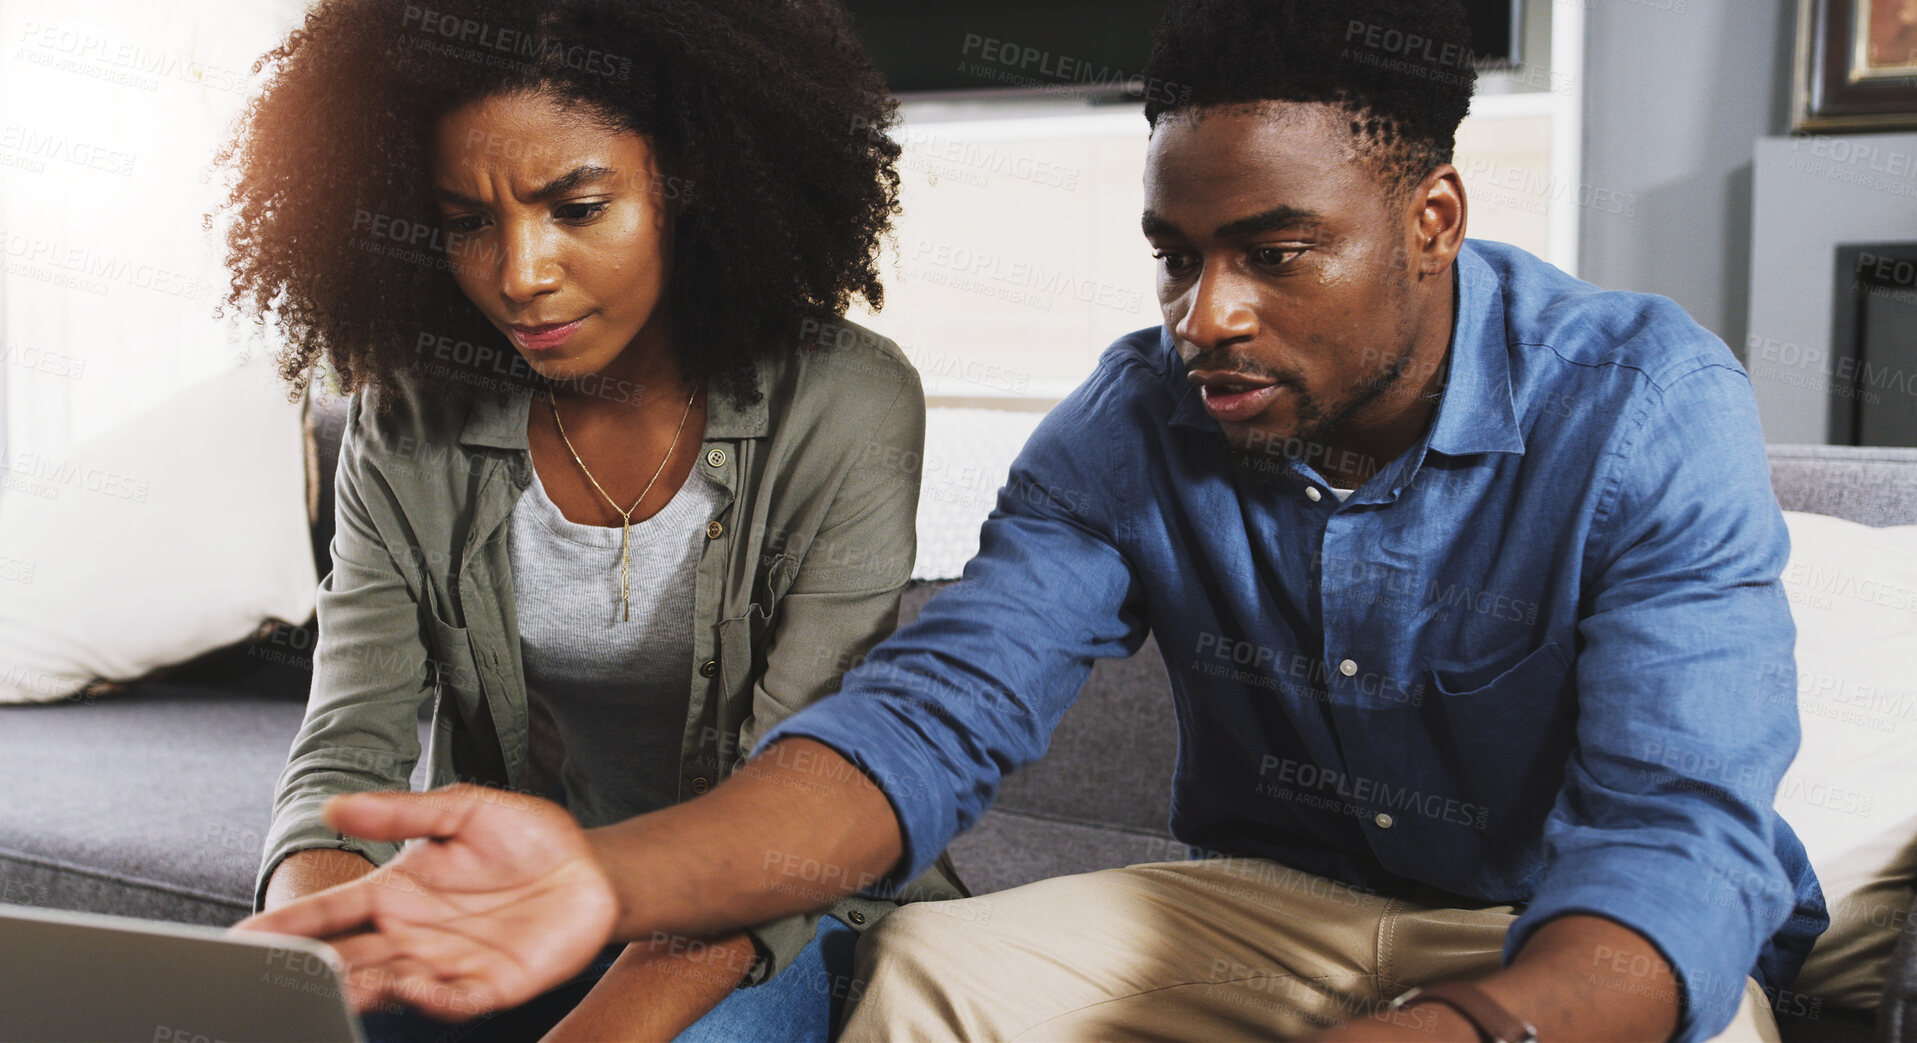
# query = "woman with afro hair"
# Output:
<box><xmin>213</xmin><ymin>1</ymin><xmax>964</xmax><ymax>1039</ymax></box>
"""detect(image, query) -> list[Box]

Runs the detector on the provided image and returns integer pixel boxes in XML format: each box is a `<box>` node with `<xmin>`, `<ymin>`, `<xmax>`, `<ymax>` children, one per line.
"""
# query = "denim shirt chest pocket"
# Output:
<box><xmin>1417</xmin><ymin>640</ymin><xmax>1578</xmax><ymax>838</ymax></box>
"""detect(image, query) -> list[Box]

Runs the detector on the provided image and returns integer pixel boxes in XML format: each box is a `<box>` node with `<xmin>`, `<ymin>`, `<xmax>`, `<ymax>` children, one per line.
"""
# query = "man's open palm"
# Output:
<box><xmin>233</xmin><ymin>784</ymin><xmax>620</xmax><ymax>1021</ymax></box>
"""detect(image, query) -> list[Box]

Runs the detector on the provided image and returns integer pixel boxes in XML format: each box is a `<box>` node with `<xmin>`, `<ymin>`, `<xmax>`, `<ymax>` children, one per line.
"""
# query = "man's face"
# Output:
<box><xmin>1143</xmin><ymin>102</ymin><xmax>1430</xmax><ymax>465</ymax></box>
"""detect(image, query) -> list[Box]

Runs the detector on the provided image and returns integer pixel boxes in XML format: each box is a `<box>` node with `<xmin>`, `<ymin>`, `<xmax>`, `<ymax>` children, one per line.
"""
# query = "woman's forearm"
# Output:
<box><xmin>541</xmin><ymin>933</ymin><xmax>757</xmax><ymax>1043</ymax></box>
<box><xmin>584</xmin><ymin>739</ymin><xmax>902</xmax><ymax>942</ymax></box>
<box><xmin>261</xmin><ymin>848</ymin><xmax>377</xmax><ymax>911</ymax></box>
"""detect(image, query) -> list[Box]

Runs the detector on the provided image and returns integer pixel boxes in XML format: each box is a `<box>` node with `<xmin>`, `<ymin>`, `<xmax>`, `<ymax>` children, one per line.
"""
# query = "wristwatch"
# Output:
<box><xmin>1388</xmin><ymin>981</ymin><xmax>1540</xmax><ymax>1043</ymax></box>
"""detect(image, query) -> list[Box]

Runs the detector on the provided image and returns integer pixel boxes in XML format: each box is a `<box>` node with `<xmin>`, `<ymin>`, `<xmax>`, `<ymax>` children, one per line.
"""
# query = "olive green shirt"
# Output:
<box><xmin>256</xmin><ymin>322</ymin><xmax>964</xmax><ymax>983</ymax></box>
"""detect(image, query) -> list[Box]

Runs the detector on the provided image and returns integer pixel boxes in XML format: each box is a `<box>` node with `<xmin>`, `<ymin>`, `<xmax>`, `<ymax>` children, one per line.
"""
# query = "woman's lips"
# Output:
<box><xmin>510</xmin><ymin>318</ymin><xmax>585</xmax><ymax>352</ymax></box>
<box><xmin>1198</xmin><ymin>381</ymin><xmax>1283</xmax><ymax>423</ymax></box>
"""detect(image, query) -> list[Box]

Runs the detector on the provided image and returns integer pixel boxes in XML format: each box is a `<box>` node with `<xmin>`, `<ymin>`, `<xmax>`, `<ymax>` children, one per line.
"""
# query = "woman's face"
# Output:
<box><xmin>430</xmin><ymin>90</ymin><xmax>676</xmax><ymax>390</ymax></box>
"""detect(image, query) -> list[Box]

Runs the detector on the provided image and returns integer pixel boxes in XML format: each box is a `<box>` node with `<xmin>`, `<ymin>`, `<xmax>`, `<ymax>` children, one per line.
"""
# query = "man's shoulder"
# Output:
<box><xmin>1064</xmin><ymin>326</ymin><xmax>1183</xmax><ymax>419</ymax></box>
<box><xmin>1469</xmin><ymin>240</ymin><xmax>1743</xmax><ymax>392</ymax></box>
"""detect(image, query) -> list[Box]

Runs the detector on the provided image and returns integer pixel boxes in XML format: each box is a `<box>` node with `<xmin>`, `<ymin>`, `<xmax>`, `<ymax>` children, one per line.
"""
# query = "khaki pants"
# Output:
<box><xmin>841</xmin><ymin>858</ymin><xmax>1780</xmax><ymax>1042</ymax></box>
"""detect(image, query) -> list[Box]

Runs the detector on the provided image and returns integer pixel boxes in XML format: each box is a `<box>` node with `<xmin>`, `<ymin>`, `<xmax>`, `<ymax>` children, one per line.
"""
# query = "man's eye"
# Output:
<box><xmin>444</xmin><ymin>215</ymin><xmax>487</xmax><ymax>234</ymax></box>
<box><xmin>1153</xmin><ymin>250</ymin><xmax>1196</xmax><ymax>274</ymax></box>
<box><xmin>1252</xmin><ymin>247</ymin><xmax>1304</xmax><ymax>267</ymax></box>
<box><xmin>556</xmin><ymin>201</ymin><xmax>610</xmax><ymax>222</ymax></box>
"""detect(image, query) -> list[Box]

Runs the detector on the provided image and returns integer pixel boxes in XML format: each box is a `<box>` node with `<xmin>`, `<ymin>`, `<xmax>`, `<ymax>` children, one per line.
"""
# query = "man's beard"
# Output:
<box><xmin>1222</xmin><ymin>346</ymin><xmax>1416</xmax><ymax>488</ymax></box>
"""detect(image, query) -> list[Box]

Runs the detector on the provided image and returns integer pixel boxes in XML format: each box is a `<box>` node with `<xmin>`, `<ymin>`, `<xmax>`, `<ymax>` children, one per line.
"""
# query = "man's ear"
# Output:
<box><xmin>1410</xmin><ymin>163</ymin><xmax>1467</xmax><ymax>277</ymax></box>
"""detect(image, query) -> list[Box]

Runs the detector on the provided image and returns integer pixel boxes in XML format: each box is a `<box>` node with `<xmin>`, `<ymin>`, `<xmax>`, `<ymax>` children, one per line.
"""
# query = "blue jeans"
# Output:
<box><xmin>359</xmin><ymin>915</ymin><xmax>858</xmax><ymax>1042</ymax></box>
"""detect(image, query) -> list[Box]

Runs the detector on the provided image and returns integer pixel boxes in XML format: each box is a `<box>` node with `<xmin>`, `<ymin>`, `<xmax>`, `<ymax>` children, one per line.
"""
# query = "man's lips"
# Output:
<box><xmin>1190</xmin><ymin>372</ymin><xmax>1285</xmax><ymax>423</ymax></box>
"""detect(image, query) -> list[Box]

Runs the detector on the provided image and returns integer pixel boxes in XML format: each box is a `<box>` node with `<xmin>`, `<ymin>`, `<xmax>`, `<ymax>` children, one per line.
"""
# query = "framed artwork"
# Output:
<box><xmin>1794</xmin><ymin>0</ymin><xmax>1917</xmax><ymax>131</ymax></box>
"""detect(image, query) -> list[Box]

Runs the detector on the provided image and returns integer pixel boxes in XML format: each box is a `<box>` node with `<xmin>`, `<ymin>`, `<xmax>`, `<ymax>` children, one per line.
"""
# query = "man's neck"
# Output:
<box><xmin>1315</xmin><ymin>268</ymin><xmax>1458</xmax><ymax>489</ymax></box>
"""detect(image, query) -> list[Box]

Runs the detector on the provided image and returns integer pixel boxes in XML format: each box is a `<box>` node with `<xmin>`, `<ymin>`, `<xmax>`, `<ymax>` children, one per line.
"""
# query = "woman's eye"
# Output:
<box><xmin>556</xmin><ymin>201</ymin><xmax>610</xmax><ymax>222</ymax></box>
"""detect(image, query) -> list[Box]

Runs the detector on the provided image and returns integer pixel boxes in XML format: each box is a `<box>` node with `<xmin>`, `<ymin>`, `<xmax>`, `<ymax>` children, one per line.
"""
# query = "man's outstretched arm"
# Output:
<box><xmin>237</xmin><ymin>344</ymin><xmax>1154</xmax><ymax>1018</ymax></box>
<box><xmin>583</xmin><ymin>738</ymin><xmax>904</xmax><ymax>941</ymax></box>
<box><xmin>234</xmin><ymin>738</ymin><xmax>901</xmax><ymax>1018</ymax></box>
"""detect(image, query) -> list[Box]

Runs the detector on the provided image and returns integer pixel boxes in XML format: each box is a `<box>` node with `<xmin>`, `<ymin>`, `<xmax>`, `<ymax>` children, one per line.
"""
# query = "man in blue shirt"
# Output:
<box><xmin>240</xmin><ymin>1</ymin><xmax>1825</xmax><ymax>1040</ymax></box>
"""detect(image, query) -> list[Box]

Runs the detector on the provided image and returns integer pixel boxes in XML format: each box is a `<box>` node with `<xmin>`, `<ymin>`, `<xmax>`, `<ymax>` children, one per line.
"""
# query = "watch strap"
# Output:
<box><xmin>1389</xmin><ymin>980</ymin><xmax>1540</xmax><ymax>1043</ymax></box>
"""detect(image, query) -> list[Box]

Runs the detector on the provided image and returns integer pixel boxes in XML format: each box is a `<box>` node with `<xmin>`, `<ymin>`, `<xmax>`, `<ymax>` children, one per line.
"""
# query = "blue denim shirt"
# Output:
<box><xmin>763</xmin><ymin>240</ymin><xmax>1827</xmax><ymax>1041</ymax></box>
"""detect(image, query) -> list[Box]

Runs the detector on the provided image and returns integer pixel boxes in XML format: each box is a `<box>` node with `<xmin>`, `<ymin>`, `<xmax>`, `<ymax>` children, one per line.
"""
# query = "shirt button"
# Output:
<box><xmin>706</xmin><ymin>448</ymin><xmax>727</xmax><ymax>468</ymax></box>
<box><xmin>847</xmin><ymin>910</ymin><xmax>867</xmax><ymax>926</ymax></box>
<box><xmin>1339</xmin><ymin>659</ymin><xmax>1358</xmax><ymax>677</ymax></box>
<box><xmin>690</xmin><ymin>776</ymin><xmax>711</xmax><ymax>795</ymax></box>
<box><xmin>1305</xmin><ymin>486</ymin><xmax>1323</xmax><ymax>502</ymax></box>
<box><xmin>699</xmin><ymin>659</ymin><xmax>718</xmax><ymax>678</ymax></box>
<box><xmin>1374</xmin><ymin>813</ymin><xmax>1394</xmax><ymax>829</ymax></box>
<box><xmin>706</xmin><ymin>520</ymin><xmax>724</xmax><ymax>539</ymax></box>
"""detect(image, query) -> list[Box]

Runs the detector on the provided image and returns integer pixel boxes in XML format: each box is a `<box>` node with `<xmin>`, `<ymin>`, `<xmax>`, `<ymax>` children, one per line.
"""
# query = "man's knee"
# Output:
<box><xmin>855</xmin><ymin>898</ymin><xmax>988</xmax><ymax>980</ymax></box>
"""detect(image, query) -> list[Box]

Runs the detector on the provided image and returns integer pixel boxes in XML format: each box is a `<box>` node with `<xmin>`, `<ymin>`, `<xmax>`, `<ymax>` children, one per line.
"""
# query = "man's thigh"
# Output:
<box><xmin>1700</xmin><ymin>978</ymin><xmax>1784</xmax><ymax>1043</ymax></box>
<box><xmin>841</xmin><ymin>857</ymin><xmax>1515</xmax><ymax>1042</ymax></box>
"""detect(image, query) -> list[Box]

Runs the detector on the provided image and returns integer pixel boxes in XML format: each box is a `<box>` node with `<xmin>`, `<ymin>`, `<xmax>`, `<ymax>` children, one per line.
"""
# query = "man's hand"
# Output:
<box><xmin>1302</xmin><ymin>914</ymin><xmax>1680</xmax><ymax>1043</ymax></box>
<box><xmin>232</xmin><ymin>784</ymin><xmax>619</xmax><ymax>1021</ymax></box>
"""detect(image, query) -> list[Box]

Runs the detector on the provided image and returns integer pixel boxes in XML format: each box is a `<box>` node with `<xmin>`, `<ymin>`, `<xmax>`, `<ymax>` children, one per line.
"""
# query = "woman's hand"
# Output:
<box><xmin>233</xmin><ymin>783</ymin><xmax>620</xmax><ymax>1022</ymax></box>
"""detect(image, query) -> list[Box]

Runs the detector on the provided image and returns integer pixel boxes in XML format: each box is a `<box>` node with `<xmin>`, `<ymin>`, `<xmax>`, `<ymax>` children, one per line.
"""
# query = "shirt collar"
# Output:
<box><xmin>1424</xmin><ymin>242</ymin><xmax>1525</xmax><ymax>458</ymax></box>
<box><xmin>457</xmin><ymin>351</ymin><xmax>773</xmax><ymax>451</ymax></box>
<box><xmin>1166</xmin><ymin>241</ymin><xmax>1524</xmax><ymax>459</ymax></box>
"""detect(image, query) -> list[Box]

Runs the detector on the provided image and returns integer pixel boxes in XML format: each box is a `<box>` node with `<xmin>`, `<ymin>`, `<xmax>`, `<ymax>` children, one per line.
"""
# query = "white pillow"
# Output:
<box><xmin>1773</xmin><ymin>510</ymin><xmax>1917</xmax><ymax>1009</ymax></box>
<box><xmin>913</xmin><ymin>406</ymin><xmax>1045</xmax><ymax>581</ymax></box>
<box><xmin>0</xmin><ymin>356</ymin><xmax>317</xmax><ymax>703</ymax></box>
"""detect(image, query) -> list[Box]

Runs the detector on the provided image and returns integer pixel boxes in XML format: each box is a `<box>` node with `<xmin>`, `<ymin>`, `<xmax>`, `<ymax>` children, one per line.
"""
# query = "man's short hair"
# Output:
<box><xmin>1143</xmin><ymin>0</ymin><xmax>1479</xmax><ymax>196</ymax></box>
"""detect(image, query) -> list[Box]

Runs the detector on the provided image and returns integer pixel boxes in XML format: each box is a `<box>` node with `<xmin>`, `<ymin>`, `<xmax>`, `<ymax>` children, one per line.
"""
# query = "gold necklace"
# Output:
<box><xmin>546</xmin><ymin>382</ymin><xmax>699</xmax><ymax>622</ymax></box>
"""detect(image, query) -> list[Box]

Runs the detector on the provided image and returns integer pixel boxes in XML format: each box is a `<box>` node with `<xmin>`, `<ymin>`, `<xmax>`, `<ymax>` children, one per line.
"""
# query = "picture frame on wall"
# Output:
<box><xmin>1794</xmin><ymin>0</ymin><xmax>1917</xmax><ymax>131</ymax></box>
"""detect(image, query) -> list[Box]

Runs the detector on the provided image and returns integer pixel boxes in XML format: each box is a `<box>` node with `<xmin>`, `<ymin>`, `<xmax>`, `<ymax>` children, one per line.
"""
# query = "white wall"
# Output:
<box><xmin>1576</xmin><ymin>0</ymin><xmax>1799</xmax><ymax>357</ymax></box>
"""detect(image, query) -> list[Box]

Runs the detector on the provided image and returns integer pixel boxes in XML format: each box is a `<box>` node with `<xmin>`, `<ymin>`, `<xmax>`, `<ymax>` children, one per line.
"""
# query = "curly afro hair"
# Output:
<box><xmin>1142</xmin><ymin>0</ymin><xmax>1477</xmax><ymax>195</ymax></box>
<box><xmin>211</xmin><ymin>0</ymin><xmax>902</xmax><ymax>413</ymax></box>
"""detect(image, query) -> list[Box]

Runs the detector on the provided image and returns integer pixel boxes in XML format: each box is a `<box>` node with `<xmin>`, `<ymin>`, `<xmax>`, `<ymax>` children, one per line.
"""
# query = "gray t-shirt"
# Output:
<box><xmin>507</xmin><ymin>463</ymin><xmax>724</xmax><ymax>829</ymax></box>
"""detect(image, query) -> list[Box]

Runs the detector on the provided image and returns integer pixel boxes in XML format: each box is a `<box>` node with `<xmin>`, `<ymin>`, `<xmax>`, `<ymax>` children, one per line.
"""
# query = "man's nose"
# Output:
<box><xmin>1174</xmin><ymin>264</ymin><xmax>1258</xmax><ymax>355</ymax></box>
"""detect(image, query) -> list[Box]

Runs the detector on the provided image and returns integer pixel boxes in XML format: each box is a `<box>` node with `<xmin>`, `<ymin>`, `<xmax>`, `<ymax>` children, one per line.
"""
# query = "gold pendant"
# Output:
<box><xmin>619</xmin><ymin>523</ymin><xmax>632</xmax><ymax>622</ymax></box>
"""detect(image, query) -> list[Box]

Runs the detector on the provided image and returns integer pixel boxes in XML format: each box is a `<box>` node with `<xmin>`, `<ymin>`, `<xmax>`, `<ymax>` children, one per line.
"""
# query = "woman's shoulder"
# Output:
<box><xmin>748</xmin><ymin>318</ymin><xmax>922</xmax><ymax>463</ymax></box>
<box><xmin>794</xmin><ymin>317</ymin><xmax>917</xmax><ymax>389</ymax></box>
<box><xmin>344</xmin><ymin>362</ymin><xmax>484</xmax><ymax>463</ymax></box>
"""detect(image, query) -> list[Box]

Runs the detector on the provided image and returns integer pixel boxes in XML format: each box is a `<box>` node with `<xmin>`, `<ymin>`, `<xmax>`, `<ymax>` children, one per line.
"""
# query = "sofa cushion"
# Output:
<box><xmin>1773</xmin><ymin>512</ymin><xmax>1917</xmax><ymax>1012</ymax></box>
<box><xmin>0</xmin><ymin>641</ymin><xmax>427</xmax><ymax>926</ymax></box>
<box><xmin>1769</xmin><ymin>445</ymin><xmax>1917</xmax><ymax>527</ymax></box>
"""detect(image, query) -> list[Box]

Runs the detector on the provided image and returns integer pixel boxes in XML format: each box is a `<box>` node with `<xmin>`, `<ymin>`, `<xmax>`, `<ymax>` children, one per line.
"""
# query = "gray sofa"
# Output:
<box><xmin>3</xmin><ymin>426</ymin><xmax>1914</xmax><ymax>1042</ymax></box>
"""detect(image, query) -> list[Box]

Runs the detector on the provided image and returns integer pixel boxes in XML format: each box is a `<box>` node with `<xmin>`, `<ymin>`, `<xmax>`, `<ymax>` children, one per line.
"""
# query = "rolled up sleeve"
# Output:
<box><xmin>255</xmin><ymin>391</ymin><xmax>434</xmax><ymax>911</ymax></box>
<box><xmin>1503</xmin><ymin>364</ymin><xmax>1807</xmax><ymax>1042</ymax></box>
<box><xmin>757</xmin><ymin>361</ymin><xmax>1149</xmax><ymax>890</ymax></box>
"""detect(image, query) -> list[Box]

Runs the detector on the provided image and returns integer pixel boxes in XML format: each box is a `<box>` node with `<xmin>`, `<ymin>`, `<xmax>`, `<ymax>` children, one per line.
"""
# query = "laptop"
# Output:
<box><xmin>0</xmin><ymin>902</ymin><xmax>366</xmax><ymax>1042</ymax></box>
